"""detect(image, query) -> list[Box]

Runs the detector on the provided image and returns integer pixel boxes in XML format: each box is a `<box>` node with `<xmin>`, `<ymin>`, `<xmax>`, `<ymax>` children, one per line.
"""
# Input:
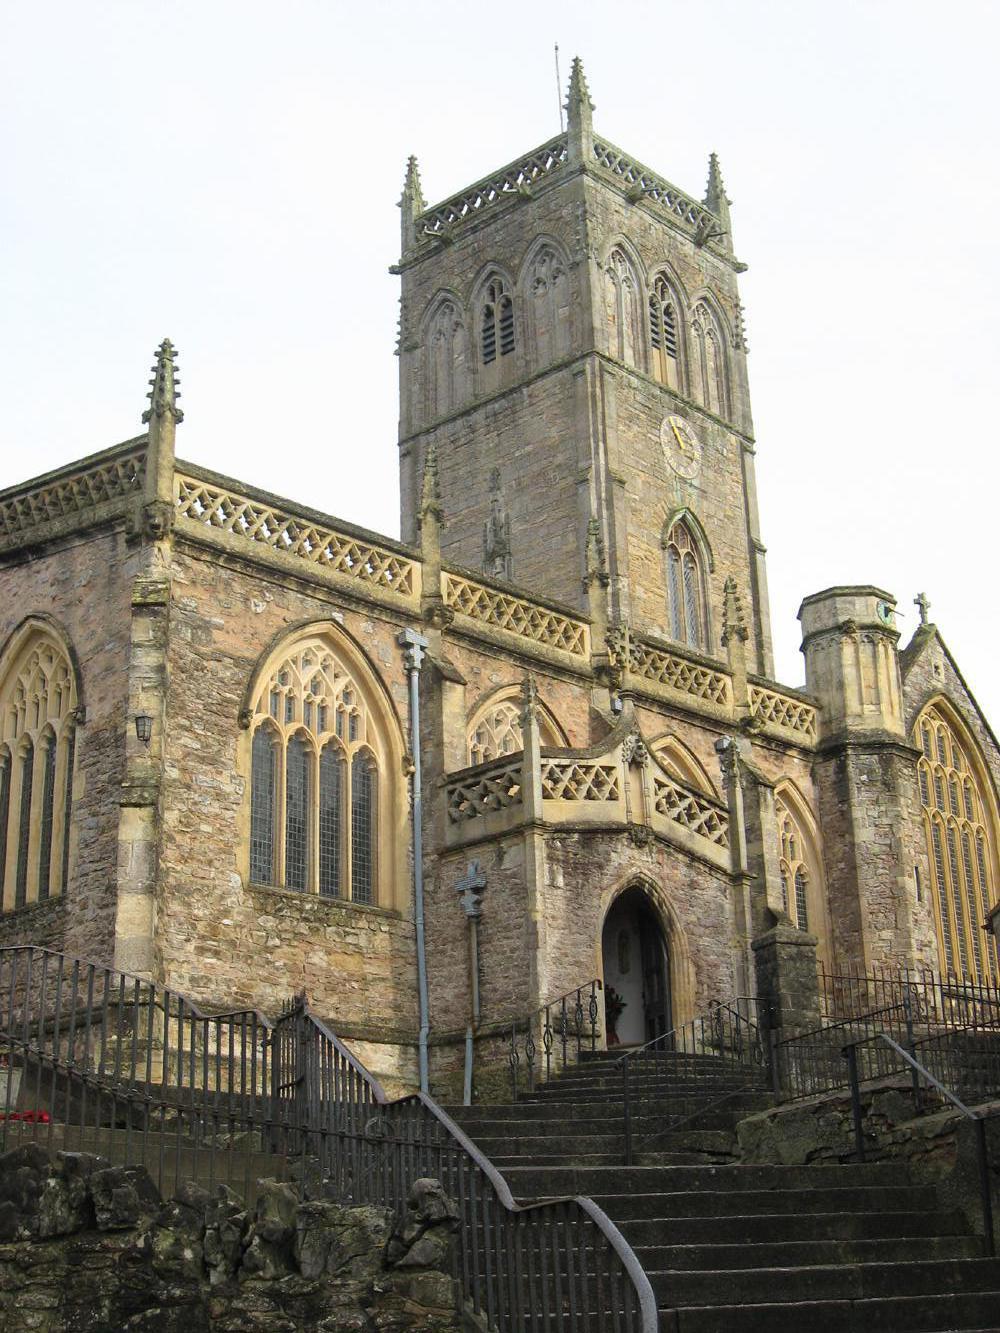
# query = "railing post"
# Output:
<box><xmin>588</xmin><ymin>982</ymin><xmax>599</xmax><ymax>1054</ymax></box>
<box><xmin>622</xmin><ymin>1058</ymin><xmax>632</xmax><ymax>1166</ymax></box>
<box><xmin>975</xmin><ymin>1117</ymin><xmax>995</xmax><ymax>1257</ymax></box>
<box><xmin>768</xmin><ymin>1026</ymin><xmax>781</xmax><ymax>1097</ymax></box>
<box><xmin>509</xmin><ymin>1023</ymin><xmax>519</xmax><ymax>1104</ymax></box>
<box><xmin>904</xmin><ymin>984</ymin><xmax>922</xmax><ymax>1113</ymax></box>
<box><xmin>845</xmin><ymin>1044</ymin><xmax>866</xmax><ymax>1162</ymax></box>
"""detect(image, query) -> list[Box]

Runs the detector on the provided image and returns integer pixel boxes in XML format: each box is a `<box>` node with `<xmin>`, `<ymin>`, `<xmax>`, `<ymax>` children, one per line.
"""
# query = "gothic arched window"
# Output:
<box><xmin>914</xmin><ymin>704</ymin><xmax>1000</xmax><ymax>983</ymax></box>
<box><xmin>426</xmin><ymin>299</ymin><xmax>466</xmax><ymax>420</ymax></box>
<box><xmin>662</xmin><ymin>519</ymin><xmax>708</xmax><ymax>652</ymax></box>
<box><xmin>481</xmin><ymin>277</ymin><xmax>514</xmax><ymax>365</ymax></box>
<box><xmin>775</xmin><ymin>786</ymin><xmax>829</xmax><ymax>963</ymax></box>
<box><xmin>0</xmin><ymin>625</ymin><xmax>79</xmax><ymax>912</ymax></box>
<box><xmin>649</xmin><ymin>275</ymin><xmax>682</xmax><ymax>389</ymax></box>
<box><xmin>247</xmin><ymin>633</ymin><xmax>401</xmax><ymax>906</ymax></box>
<box><xmin>467</xmin><ymin>691</ymin><xmax>566</xmax><ymax>765</ymax></box>
<box><xmin>604</xmin><ymin>248</ymin><xmax>641</xmax><ymax>368</ymax></box>
<box><xmin>692</xmin><ymin>302</ymin><xmax>728</xmax><ymax>416</ymax></box>
<box><xmin>528</xmin><ymin>245</ymin><xmax>570</xmax><ymax>367</ymax></box>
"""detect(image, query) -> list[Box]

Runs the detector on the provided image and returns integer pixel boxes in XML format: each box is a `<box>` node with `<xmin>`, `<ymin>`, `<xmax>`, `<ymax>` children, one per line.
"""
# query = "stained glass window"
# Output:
<box><xmin>0</xmin><ymin>751</ymin><xmax>9</xmax><ymax>900</ymax></box>
<box><xmin>351</xmin><ymin>753</ymin><xmax>377</xmax><ymax>905</ymax></box>
<box><xmin>664</xmin><ymin>520</ymin><xmax>708</xmax><ymax>652</ymax></box>
<box><xmin>915</xmin><ymin>704</ymin><xmax>999</xmax><ymax>982</ymax></box>
<box><xmin>319</xmin><ymin>744</ymin><xmax>344</xmax><ymax>898</ymax></box>
<box><xmin>37</xmin><ymin>737</ymin><xmax>56</xmax><ymax>901</ymax></box>
<box><xmin>15</xmin><ymin>741</ymin><xmax>33</xmax><ymax>910</ymax></box>
<box><xmin>284</xmin><ymin>735</ymin><xmax>311</xmax><ymax>892</ymax></box>
<box><xmin>250</xmin><ymin>728</ymin><xmax>276</xmax><ymax>885</ymax></box>
<box><xmin>248</xmin><ymin>637</ymin><xmax>387</xmax><ymax>904</ymax></box>
<box><xmin>775</xmin><ymin>788</ymin><xmax>827</xmax><ymax>960</ymax></box>
<box><xmin>0</xmin><ymin>628</ymin><xmax>78</xmax><ymax>911</ymax></box>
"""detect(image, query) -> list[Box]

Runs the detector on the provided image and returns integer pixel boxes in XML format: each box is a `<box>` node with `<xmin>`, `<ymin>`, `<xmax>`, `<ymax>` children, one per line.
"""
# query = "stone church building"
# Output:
<box><xmin>1</xmin><ymin>61</ymin><xmax>997</xmax><ymax>1090</ymax></box>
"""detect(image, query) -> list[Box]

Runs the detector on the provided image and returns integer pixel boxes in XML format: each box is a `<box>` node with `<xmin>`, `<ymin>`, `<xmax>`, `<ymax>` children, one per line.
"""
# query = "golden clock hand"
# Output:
<box><xmin>670</xmin><ymin>420</ymin><xmax>687</xmax><ymax>452</ymax></box>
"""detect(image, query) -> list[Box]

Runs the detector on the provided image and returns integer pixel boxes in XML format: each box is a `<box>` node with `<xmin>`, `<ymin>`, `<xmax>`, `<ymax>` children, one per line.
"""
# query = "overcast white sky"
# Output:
<box><xmin>2</xmin><ymin>1</ymin><xmax>998</xmax><ymax>721</ymax></box>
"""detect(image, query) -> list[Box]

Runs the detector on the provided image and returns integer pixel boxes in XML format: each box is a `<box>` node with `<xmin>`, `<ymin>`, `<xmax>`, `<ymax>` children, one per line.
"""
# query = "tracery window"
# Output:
<box><xmin>481</xmin><ymin>278</ymin><xmax>515</xmax><ymax>365</ymax></box>
<box><xmin>774</xmin><ymin>787</ymin><xmax>829</xmax><ymax>962</ymax></box>
<box><xmin>247</xmin><ymin>636</ymin><xmax>387</xmax><ymax>904</ymax></box>
<box><xmin>649</xmin><ymin>275</ymin><xmax>682</xmax><ymax>389</ymax></box>
<box><xmin>692</xmin><ymin>302</ymin><xmax>728</xmax><ymax>416</ymax></box>
<box><xmin>914</xmin><ymin>704</ymin><xmax>1000</xmax><ymax>983</ymax></box>
<box><xmin>467</xmin><ymin>693</ymin><xmax>565</xmax><ymax>765</ymax></box>
<box><xmin>603</xmin><ymin>248</ymin><xmax>641</xmax><ymax>368</ymax></box>
<box><xmin>0</xmin><ymin>625</ymin><xmax>79</xmax><ymax>912</ymax></box>
<box><xmin>426</xmin><ymin>299</ymin><xmax>466</xmax><ymax>419</ymax></box>
<box><xmin>663</xmin><ymin>519</ymin><xmax>708</xmax><ymax>652</ymax></box>
<box><xmin>528</xmin><ymin>245</ymin><xmax>570</xmax><ymax>367</ymax></box>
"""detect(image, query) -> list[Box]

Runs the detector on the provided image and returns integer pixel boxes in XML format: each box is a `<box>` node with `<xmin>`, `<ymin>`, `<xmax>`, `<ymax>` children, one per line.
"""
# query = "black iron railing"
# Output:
<box><xmin>506</xmin><ymin>979</ymin><xmax>602</xmax><ymax>1100</ymax></box>
<box><xmin>842</xmin><ymin>1031</ymin><xmax>998</xmax><ymax>1256</ymax></box>
<box><xmin>617</xmin><ymin>997</ymin><xmax>765</xmax><ymax>1164</ymax></box>
<box><xmin>818</xmin><ymin>964</ymin><xmax>1000</xmax><ymax>1028</ymax></box>
<box><xmin>0</xmin><ymin>948</ymin><xmax>656</xmax><ymax>1331</ymax></box>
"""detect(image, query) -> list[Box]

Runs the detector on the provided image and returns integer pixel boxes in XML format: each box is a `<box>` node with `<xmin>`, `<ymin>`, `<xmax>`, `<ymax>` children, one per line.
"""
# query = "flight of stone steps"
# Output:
<box><xmin>445</xmin><ymin>1049</ymin><xmax>1000</xmax><ymax>1331</ymax></box>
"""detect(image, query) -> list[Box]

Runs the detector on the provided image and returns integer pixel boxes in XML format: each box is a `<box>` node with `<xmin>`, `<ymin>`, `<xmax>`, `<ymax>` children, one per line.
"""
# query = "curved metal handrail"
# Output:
<box><xmin>842</xmin><ymin>1030</ymin><xmax>999</xmax><ymax>1256</ymax></box>
<box><xmin>295</xmin><ymin>997</ymin><xmax>656</xmax><ymax>1330</ymax></box>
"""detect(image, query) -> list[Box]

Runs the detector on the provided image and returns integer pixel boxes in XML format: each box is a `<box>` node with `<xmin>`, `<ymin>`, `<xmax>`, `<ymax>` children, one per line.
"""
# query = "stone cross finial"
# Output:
<box><xmin>915</xmin><ymin>592</ymin><xmax>931</xmax><ymax>626</ymax></box>
<box><xmin>142</xmin><ymin>339</ymin><xmax>183</xmax><ymax>427</ymax></box>
<box><xmin>456</xmin><ymin>860</ymin><xmax>487</xmax><ymax>919</ymax></box>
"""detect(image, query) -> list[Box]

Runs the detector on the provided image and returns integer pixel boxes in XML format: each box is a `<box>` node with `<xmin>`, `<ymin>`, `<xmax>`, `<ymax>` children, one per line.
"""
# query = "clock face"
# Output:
<box><xmin>661</xmin><ymin>415</ymin><xmax>702</xmax><ymax>480</ymax></box>
<box><xmin>876</xmin><ymin>600</ymin><xmax>895</xmax><ymax>628</ymax></box>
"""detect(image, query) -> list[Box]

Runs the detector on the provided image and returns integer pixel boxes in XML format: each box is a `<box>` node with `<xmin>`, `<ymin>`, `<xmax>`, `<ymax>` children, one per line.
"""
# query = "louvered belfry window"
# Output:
<box><xmin>247</xmin><ymin>637</ymin><xmax>384</xmax><ymax>905</ymax></box>
<box><xmin>649</xmin><ymin>276</ymin><xmax>680</xmax><ymax>387</ymax></box>
<box><xmin>915</xmin><ymin>705</ymin><xmax>1000</xmax><ymax>983</ymax></box>
<box><xmin>0</xmin><ymin>626</ymin><xmax>78</xmax><ymax>912</ymax></box>
<box><xmin>481</xmin><ymin>278</ymin><xmax>514</xmax><ymax>365</ymax></box>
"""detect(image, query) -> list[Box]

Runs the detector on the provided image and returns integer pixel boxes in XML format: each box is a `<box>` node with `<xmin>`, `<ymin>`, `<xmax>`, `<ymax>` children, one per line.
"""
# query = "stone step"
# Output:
<box><xmin>634</xmin><ymin>1234</ymin><xmax>984</xmax><ymax>1270</ymax></box>
<box><xmin>538</xmin><ymin>1184</ymin><xmax>941</xmax><ymax>1219</ymax></box>
<box><xmin>618</xmin><ymin>1207</ymin><xmax>973</xmax><ymax>1246</ymax></box>
<box><xmin>648</xmin><ymin>1257</ymin><xmax>1000</xmax><ymax>1307</ymax></box>
<box><xmin>500</xmin><ymin>1161</ymin><xmax>916</xmax><ymax>1195</ymax></box>
<box><xmin>663</xmin><ymin>1290</ymin><xmax>1000</xmax><ymax>1332</ymax></box>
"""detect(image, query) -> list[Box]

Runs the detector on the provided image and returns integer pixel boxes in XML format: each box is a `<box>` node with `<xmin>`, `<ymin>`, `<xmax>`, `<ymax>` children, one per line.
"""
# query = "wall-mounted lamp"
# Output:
<box><xmin>134</xmin><ymin>713</ymin><xmax>153</xmax><ymax>746</ymax></box>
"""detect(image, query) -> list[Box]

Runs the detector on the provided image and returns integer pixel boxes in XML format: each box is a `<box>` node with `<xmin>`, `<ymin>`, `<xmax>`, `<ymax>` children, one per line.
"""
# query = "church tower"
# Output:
<box><xmin>396</xmin><ymin>61</ymin><xmax>773</xmax><ymax>676</ymax></box>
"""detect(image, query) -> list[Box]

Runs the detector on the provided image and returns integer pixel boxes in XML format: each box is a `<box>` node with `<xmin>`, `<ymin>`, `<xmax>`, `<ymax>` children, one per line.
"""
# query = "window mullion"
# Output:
<box><xmin>276</xmin><ymin>736</ymin><xmax>288</xmax><ymax>888</ymax></box>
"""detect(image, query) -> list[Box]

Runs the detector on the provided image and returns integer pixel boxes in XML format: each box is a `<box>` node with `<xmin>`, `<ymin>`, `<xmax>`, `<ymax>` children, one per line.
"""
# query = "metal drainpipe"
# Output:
<box><xmin>399</xmin><ymin>628</ymin><xmax>430</xmax><ymax>1094</ymax></box>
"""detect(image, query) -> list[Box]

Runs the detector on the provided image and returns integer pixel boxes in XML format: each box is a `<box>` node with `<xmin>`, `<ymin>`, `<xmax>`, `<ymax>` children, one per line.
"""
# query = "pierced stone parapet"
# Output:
<box><xmin>174</xmin><ymin>473</ymin><xmax>417</xmax><ymax>598</ymax></box>
<box><xmin>749</xmin><ymin>683</ymin><xmax>818</xmax><ymax>741</ymax></box>
<box><xmin>628</xmin><ymin>637</ymin><xmax>733</xmax><ymax>709</ymax></box>
<box><xmin>592</xmin><ymin>138</ymin><xmax>720</xmax><ymax>237</ymax></box>
<box><xmin>414</xmin><ymin>136</ymin><xmax>568</xmax><ymax>243</ymax></box>
<box><xmin>445</xmin><ymin>756</ymin><xmax>523</xmax><ymax>825</ymax></box>
<box><xmin>0</xmin><ymin>443</ymin><xmax>145</xmax><ymax>553</ymax></box>
<box><xmin>443</xmin><ymin>571</ymin><xmax>589</xmax><ymax>659</ymax></box>
<box><xmin>652</xmin><ymin>772</ymin><xmax>730</xmax><ymax>849</ymax></box>
<box><xmin>540</xmin><ymin>759</ymin><xmax>619</xmax><ymax>803</ymax></box>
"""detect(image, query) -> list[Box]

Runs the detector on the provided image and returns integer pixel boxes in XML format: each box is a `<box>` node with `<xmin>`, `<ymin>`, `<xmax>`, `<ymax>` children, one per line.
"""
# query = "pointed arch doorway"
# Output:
<box><xmin>602</xmin><ymin>886</ymin><xmax>672</xmax><ymax>1046</ymax></box>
